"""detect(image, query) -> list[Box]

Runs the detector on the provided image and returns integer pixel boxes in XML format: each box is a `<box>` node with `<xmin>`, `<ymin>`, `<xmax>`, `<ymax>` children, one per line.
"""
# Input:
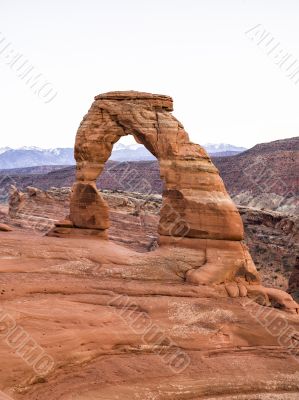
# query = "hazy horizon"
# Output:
<box><xmin>0</xmin><ymin>134</ymin><xmax>297</xmax><ymax>151</ymax></box>
<box><xmin>1</xmin><ymin>0</ymin><xmax>299</xmax><ymax>149</ymax></box>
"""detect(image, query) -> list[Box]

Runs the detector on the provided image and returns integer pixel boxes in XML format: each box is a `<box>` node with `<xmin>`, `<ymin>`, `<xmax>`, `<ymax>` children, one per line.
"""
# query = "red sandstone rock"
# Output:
<box><xmin>70</xmin><ymin>91</ymin><xmax>243</xmax><ymax>242</ymax></box>
<box><xmin>0</xmin><ymin>223</ymin><xmax>12</xmax><ymax>231</ymax></box>
<box><xmin>54</xmin><ymin>219</ymin><xmax>74</xmax><ymax>228</ymax></box>
<box><xmin>68</xmin><ymin>91</ymin><xmax>258</xmax><ymax>291</ymax></box>
<box><xmin>289</xmin><ymin>258</ymin><xmax>299</xmax><ymax>302</ymax></box>
<box><xmin>38</xmin><ymin>90</ymin><xmax>299</xmax><ymax>312</ymax></box>
<box><xmin>0</xmin><ymin>232</ymin><xmax>298</xmax><ymax>399</ymax></box>
<box><xmin>70</xmin><ymin>182</ymin><xmax>110</xmax><ymax>230</ymax></box>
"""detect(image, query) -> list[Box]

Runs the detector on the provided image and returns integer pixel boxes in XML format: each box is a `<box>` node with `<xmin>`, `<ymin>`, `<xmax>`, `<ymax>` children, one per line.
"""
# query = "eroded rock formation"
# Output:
<box><xmin>6</xmin><ymin>186</ymin><xmax>298</xmax><ymax>290</ymax></box>
<box><xmin>69</xmin><ymin>91</ymin><xmax>243</xmax><ymax>241</ymax></box>
<box><xmin>8</xmin><ymin>185</ymin><xmax>69</xmax><ymax>233</ymax></box>
<box><xmin>1</xmin><ymin>189</ymin><xmax>299</xmax><ymax>397</ymax></box>
<box><xmin>1</xmin><ymin>94</ymin><xmax>299</xmax><ymax>399</ymax></box>
<box><xmin>289</xmin><ymin>259</ymin><xmax>299</xmax><ymax>302</ymax></box>
<box><xmin>0</xmin><ymin>223</ymin><xmax>12</xmax><ymax>231</ymax></box>
<box><xmin>49</xmin><ymin>90</ymin><xmax>297</xmax><ymax>313</ymax></box>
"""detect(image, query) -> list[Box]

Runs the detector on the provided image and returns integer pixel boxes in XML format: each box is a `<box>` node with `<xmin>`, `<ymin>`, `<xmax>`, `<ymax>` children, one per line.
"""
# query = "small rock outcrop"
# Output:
<box><xmin>289</xmin><ymin>258</ymin><xmax>299</xmax><ymax>302</ymax></box>
<box><xmin>8</xmin><ymin>185</ymin><xmax>70</xmax><ymax>232</ymax></box>
<box><xmin>0</xmin><ymin>223</ymin><xmax>12</xmax><ymax>232</ymax></box>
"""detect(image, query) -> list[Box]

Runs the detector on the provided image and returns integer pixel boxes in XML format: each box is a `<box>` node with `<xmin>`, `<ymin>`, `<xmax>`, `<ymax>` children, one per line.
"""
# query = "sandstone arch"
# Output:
<box><xmin>50</xmin><ymin>90</ymin><xmax>299</xmax><ymax>313</ymax></box>
<box><xmin>69</xmin><ymin>91</ymin><xmax>244</xmax><ymax>242</ymax></box>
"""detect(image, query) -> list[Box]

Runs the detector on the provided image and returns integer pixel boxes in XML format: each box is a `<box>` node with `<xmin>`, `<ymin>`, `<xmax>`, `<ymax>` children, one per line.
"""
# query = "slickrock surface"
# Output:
<box><xmin>6</xmin><ymin>186</ymin><xmax>299</xmax><ymax>284</ymax></box>
<box><xmin>0</xmin><ymin>231</ymin><xmax>299</xmax><ymax>399</ymax></box>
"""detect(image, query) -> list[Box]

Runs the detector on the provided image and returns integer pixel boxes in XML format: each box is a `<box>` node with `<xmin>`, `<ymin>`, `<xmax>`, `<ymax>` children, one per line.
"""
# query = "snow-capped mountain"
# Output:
<box><xmin>203</xmin><ymin>143</ymin><xmax>247</xmax><ymax>154</ymax></box>
<box><xmin>0</xmin><ymin>147</ymin><xmax>11</xmax><ymax>155</ymax></box>
<box><xmin>113</xmin><ymin>142</ymin><xmax>149</xmax><ymax>152</ymax></box>
<box><xmin>19</xmin><ymin>146</ymin><xmax>43</xmax><ymax>151</ymax></box>
<box><xmin>110</xmin><ymin>143</ymin><xmax>154</xmax><ymax>161</ymax></box>
<box><xmin>0</xmin><ymin>143</ymin><xmax>246</xmax><ymax>169</ymax></box>
<box><xmin>0</xmin><ymin>148</ymin><xmax>75</xmax><ymax>169</ymax></box>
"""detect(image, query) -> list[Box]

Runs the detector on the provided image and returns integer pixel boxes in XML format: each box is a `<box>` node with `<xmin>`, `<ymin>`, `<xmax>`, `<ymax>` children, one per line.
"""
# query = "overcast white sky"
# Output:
<box><xmin>0</xmin><ymin>0</ymin><xmax>298</xmax><ymax>149</ymax></box>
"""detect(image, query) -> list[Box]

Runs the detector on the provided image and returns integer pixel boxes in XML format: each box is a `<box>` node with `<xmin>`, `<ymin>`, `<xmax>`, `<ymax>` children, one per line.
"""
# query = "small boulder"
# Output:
<box><xmin>54</xmin><ymin>219</ymin><xmax>74</xmax><ymax>228</ymax></box>
<box><xmin>0</xmin><ymin>223</ymin><xmax>13</xmax><ymax>232</ymax></box>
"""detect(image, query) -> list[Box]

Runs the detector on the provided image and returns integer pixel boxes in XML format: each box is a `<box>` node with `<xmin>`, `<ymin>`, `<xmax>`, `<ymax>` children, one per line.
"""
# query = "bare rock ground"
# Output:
<box><xmin>6</xmin><ymin>186</ymin><xmax>299</xmax><ymax>290</ymax></box>
<box><xmin>0</xmin><ymin>231</ymin><xmax>299</xmax><ymax>399</ymax></box>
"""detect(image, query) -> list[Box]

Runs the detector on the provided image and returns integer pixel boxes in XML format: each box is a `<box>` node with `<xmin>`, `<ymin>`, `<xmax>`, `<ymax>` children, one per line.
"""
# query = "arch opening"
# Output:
<box><xmin>94</xmin><ymin>135</ymin><xmax>163</xmax><ymax>251</ymax></box>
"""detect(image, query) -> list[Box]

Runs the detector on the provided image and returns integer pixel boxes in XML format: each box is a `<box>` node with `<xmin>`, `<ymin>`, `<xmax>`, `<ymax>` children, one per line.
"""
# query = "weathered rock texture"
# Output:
<box><xmin>8</xmin><ymin>185</ymin><xmax>70</xmax><ymax>233</ymax></box>
<box><xmin>6</xmin><ymin>187</ymin><xmax>299</xmax><ymax>289</ymax></box>
<box><xmin>70</xmin><ymin>91</ymin><xmax>243</xmax><ymax>241</ymax></box>
<box><xmin>289</xmin><ymin>258</ymin><xmax>299</xmax><ymax>302</ymax></box>
<box><xmin>7</xmin><ymin>186</ymin><xmax>160</xmax><ymax>251</ymax></box>
<box><xmin>239</xmin><ymin>207</ymin><xmax>299</xmax><ymax>291</ymax></box>
<box><xmin>213</xmin><ymin>136</ymin><xmax>299</xmax><ymax>215</ymax></box>
<box><xmin>1</xmin><ymin>137</ymin><xmax>297</xmax><ymax>215</ymax></box>
<box><xmin>0</xmin><ymin>232</ymin><xmax>299</xmax><ymax>399</ymax></box>
<box><xmin>6</xmin><ymin>189</ymin><xmax>299</xmax><ymax>314</ymax></box>
<box><xmin>66</xmin><ymin>91</ymin><xmax>264</xmax><ymax>291</ymax></box>
<box><xmin>1</xmin><ymin>192</ymin><xmax>299</xmax><ymax>397</ymax></box>
<box><xmin>25</xmin><ymin>90</ymin><xmax>293</xmax><ymax>314</ymax></box>
<box><xmin>0</xmin><ymin>223</ymin><xmax>12</xmax><ymax>232</ymax></box>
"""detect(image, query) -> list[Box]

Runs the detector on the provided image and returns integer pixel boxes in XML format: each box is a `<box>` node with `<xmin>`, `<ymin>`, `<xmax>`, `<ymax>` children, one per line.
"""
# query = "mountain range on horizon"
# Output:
<box><xmin>0</xmin><ymin>143</ymin><xmax>247</xmax><ymax>169</ymax></box>
<box><xmin>0</xmin><ymin>137</ymin><xmax>297</xmax><ymax>216</ymax></box>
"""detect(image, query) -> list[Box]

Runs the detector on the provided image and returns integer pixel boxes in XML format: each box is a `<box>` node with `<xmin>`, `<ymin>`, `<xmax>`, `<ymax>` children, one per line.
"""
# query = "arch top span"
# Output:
<box><xmin>94</xmin><ymin>90</ymin><xmax>174</xmax><ymax>111</ymax></box>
